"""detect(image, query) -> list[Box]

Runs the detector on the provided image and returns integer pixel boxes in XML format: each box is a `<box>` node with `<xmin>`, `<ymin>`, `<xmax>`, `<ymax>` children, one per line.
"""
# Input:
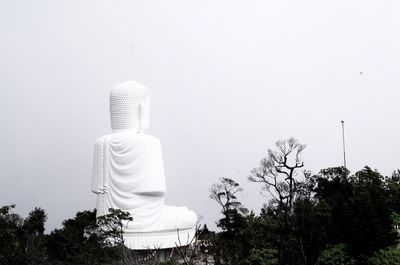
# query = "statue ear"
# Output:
<box><xmin>139</xmin><ymin>95</ymin><xmax>150</xmax><ymax>131</ymax></box>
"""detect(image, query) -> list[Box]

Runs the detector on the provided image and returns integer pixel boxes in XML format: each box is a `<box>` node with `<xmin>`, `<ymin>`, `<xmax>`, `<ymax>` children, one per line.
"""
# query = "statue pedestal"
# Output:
<box><xmin>124</xmin><ymin>227</ymin><xmax>196</xmax><ymax>250</ymax></box>
<box><xmin>129</xmin><ymin>247</ymin><xmax>179</xmax><ymax>263</ymax></box>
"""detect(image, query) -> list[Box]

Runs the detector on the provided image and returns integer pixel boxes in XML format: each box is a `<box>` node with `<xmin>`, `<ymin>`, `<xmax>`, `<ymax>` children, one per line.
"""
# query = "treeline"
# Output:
<box><xmin>1</xmin><ymin>138</ymin><xmax>400</xmax><ymax>265</ymax></box>
<box><xmin>0</xmin><ymin>206</ymin><xmax>135</xmax><ymax>265</ymax></box>
<box><xmin>207</xmin><ymin>138</ymin><xmax>400</xmax><ymax>265</ymax></box>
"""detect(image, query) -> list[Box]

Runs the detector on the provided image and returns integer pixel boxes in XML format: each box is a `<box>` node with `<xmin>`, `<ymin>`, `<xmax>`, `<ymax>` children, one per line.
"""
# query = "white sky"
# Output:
<box><xmin>1</xmin><ymin>0</ymin><xmax>400</xmax><ymax>232</ymax></box>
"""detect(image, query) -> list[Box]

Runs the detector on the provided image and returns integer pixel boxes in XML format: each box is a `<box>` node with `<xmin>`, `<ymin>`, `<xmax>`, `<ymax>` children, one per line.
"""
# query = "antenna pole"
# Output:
<box><xmin>341</xmin><ymin>120</ymin><xmax>347</xmax><ymax>168</ymax></box>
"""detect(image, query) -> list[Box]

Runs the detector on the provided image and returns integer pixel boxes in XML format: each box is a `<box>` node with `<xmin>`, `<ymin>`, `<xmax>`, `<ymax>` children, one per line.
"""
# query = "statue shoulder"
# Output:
<box><xmin>94</xmin><ymin>133</ymin><xmax>161</xmax><ymax>148</ymax></box>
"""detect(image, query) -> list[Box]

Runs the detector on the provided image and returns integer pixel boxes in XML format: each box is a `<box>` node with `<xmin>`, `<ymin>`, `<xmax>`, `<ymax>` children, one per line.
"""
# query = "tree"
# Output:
<box><xmin>313</xmin><ymin>166</ymin><xmax>399</xmax><ymax>261</ymax></box>
<box><xmin>210</xmin><ymin>178</ymin><xmax>245</xmax><ymax>216</ymax></box>
<box><xmin>0</xmin><ymin>205</ymin><xmax>24</xmax><ymax>265</ymax></box>
<box><xmin>96</xmin><ymin>208</ymin><xmax>133</xmax><ymax>247</ymax></box>
<box><xmin>210</xmin><ymin>178</ymin><xmax>248</xmax><ymax>264</ymax></box>
<box><xmin>95</xmin><ymin>208</ymin><xmax>134</xmax><ymax>264</ymax></box>
<box><xmin>385</xmin><ymin>170</ymin><xmax>400</xmax><ymax>229</ymax></box>
<box><xmin>46</xmin><ymin>209</ymin><xmax>102</xmax><ymax>265</ymax></box>
<box><xmin>241</xmin><ymin>213</ymin><xmax>277</xmax><ymax>253</ymax></box>
<box><xmin>0</xmin><ymin>205</ymin><xmax>48</xmax><ymax>265</ymax></box>
<box><xmin>22</xmin><ymin>207</ymin><xmax>48</xmax><ymax>265</ymax></box>
<box><xmin>240</xmin><ymin>248</ymin><xmax>278</xmax><ymax>265</ymax></box>
<box><xmin>292</xmin><ymin>197</ymin><xmax>331</xmax><ymax>265</ymax></box>
<box><xmin>249</xmin><ymin>137</ymin><xmax>306</xmax><ymax>264</ymax></box>
<box><xmin>249</xmin><ymin>137</ymin><xmax>306</xmax><ymax>216</ymax></box>
<box><xmin>46</xmin><ymin>208</ymin><xmax>132</xmax><ymax>265</ymax></box>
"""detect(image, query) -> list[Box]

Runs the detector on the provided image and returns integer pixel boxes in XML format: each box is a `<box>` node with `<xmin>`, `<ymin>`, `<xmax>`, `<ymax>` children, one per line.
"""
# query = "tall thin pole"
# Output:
<box><xmin>341</xmin><ymin>120</ymin><xmax>347</xmax><ymax>168</ymax></box>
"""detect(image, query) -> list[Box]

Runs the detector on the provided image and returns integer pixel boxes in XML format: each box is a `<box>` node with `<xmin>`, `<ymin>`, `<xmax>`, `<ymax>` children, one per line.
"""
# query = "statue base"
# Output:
<box><xmin>124</xmin><ymin>227</ymin><xmax>196</xmax><ymax>250</ymax></box>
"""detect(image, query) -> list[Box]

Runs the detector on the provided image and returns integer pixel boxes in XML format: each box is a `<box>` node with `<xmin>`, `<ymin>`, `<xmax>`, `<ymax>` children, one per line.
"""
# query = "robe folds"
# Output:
<box><xmin>91</xmin><ymin>131</ymin><xmax>168</xmax><ymax>232</ymax></box>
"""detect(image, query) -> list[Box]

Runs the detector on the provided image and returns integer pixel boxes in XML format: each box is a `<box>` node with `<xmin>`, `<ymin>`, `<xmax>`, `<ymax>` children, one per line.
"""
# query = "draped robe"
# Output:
<box><xmin>91</xmin><ymin>131</ymin><xmax>168</xmax><ymax>232</ymax></box>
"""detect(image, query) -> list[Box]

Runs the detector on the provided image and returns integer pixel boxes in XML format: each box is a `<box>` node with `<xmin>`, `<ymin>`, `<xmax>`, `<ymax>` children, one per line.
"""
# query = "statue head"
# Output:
<box><xmin>109</xmin><ymin>81</ymin><xmax>150</xmax><ymax>132</ymax></box>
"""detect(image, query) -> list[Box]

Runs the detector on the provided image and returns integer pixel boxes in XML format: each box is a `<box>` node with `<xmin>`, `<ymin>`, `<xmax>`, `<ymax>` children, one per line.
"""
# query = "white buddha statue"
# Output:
<box><xmin>91</xmin><ymin>81</ymin><xmax>197</xmax><ymax>249</ymax></box>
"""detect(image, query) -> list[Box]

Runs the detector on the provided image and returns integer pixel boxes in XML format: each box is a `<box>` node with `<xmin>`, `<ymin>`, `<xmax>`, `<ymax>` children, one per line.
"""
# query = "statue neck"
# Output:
<box><xmin>112</xmin><ymin>128</ymin><xmax>143</xmax><ymax>134</ymax></box>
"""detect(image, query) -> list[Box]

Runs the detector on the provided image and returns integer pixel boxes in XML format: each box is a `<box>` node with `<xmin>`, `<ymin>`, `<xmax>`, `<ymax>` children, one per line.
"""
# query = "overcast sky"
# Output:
<box><xmin>1</xmin><ymin>0</ymin><xmax>400</xmax><ymax>232</ymax></box>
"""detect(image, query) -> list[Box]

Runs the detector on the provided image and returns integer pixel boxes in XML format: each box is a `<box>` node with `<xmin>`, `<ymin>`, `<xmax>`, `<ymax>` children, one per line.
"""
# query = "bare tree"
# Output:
<box><xmin>249</xmin><ymin>137</ymin><xmax>305</xmax><ymax>215</ymax></box>
<box><xmin>249</xmin><ymin>137</ymin><xmax>306</xmax><ymax>263</ymax></box>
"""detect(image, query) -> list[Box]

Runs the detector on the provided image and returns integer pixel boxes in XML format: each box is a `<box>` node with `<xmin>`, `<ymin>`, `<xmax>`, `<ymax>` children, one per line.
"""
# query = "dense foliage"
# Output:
<box><xmin>1</xmin><ymin>138</ymin><xmax>400</xmax><ymax>264</ymax></box>
<box><xmin>208</xmin><ymin>138</ymin><xmax>400</xmax><ymax>265</ymax></box>
<box><xmin>0</xmin><ymin>207</ymin><xmax>132</xmax><ymax>265</ymax></box>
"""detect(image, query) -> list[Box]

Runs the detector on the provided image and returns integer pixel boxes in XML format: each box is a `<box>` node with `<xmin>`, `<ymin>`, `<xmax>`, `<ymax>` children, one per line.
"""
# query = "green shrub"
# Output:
<box><xmin>367</xmin><ymin>247</ymin><xmax>400</xmax><ymax>265</ymax></box>
<box><xmin>240</xmin><ymin>248</ymin><xmax>278</xmax><ymax>265</ymax></box>
<box><xmin>316</xmin><ymin>244</ymin><xmax>355</xmax><ymax>265</ymax></box>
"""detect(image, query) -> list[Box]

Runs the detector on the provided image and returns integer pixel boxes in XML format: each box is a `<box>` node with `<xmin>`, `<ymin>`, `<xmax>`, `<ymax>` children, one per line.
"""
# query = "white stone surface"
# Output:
<box><xmin>92</xmin><ymin>81</ymin><xmax>197</xmax><ymax>249</ymax></box>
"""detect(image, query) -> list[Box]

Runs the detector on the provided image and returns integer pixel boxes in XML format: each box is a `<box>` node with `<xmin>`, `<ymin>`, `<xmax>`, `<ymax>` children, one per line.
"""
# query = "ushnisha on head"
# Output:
<box><xmin>110</xmin><ymin>81</ymin><xmax>150</xmax><ymax>132</ymax></box>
